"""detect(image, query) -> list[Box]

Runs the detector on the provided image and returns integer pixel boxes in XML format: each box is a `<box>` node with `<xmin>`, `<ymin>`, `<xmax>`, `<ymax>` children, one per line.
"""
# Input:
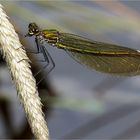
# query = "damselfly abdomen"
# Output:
<box><xmin>25</xmin><ymin>23</ymin><xmax>140</xmax><ymax>83</ymax></box>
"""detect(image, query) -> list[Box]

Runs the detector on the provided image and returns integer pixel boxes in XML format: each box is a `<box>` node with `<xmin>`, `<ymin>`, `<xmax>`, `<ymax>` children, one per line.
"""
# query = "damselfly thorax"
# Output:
<box><xmin>36</xmin><ymin>30</ymin><xmax>59</xmax><ymax>47</ymax></box>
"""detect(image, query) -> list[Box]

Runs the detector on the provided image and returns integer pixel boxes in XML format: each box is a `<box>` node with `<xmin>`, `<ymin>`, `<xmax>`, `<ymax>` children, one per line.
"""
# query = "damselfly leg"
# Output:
<box><xmin>25</xmin><ymin>36</ymin><xmax>55</xmax><ymax>85</ymax></box>
<box><xmin>35</xmin><ymin>37</ymin><xmax>41</xmax><ymax>54</ymax></box>
<box><xmin>25</xmin><ymin>38</ymin><xmax>41</xmax><ymax>54</ymax></box>
<box><xmin>32</xmin><ymin>37</ymin><xmax>55</xmax><ymax>85</ymax></box>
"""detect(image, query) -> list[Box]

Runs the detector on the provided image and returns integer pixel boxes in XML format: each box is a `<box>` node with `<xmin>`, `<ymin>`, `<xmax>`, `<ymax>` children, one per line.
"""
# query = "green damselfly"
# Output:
<box><xmin>25</xmin><ymin>23</ymin><xmax>140</xmax><ymax>83</ymax></box>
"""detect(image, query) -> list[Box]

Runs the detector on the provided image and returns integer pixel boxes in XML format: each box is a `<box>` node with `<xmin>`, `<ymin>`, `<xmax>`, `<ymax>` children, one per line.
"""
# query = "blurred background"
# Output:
<box><xmin>1</xmin><ymin>0</ymin><xmax>140</xmax><ymax>139</ymax></box>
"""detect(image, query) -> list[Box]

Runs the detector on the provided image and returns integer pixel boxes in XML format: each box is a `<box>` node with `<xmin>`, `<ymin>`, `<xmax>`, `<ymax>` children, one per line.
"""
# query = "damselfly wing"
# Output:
<box><xmin>25</xmin><ymin>23</ymin><xmax>140</xmax><ymax>76</ymax></box>
<box><xmin>58</xmin><ymin>33</ymin><xmax>140</xmax><ymax>76</ymax></box>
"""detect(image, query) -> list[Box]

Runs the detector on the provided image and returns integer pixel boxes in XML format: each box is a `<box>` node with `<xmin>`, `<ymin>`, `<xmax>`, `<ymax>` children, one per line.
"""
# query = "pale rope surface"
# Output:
<box><xmin>0</xmin><ymin>4</ymin><xmax>49</xmax><ymax>140</ymax></box>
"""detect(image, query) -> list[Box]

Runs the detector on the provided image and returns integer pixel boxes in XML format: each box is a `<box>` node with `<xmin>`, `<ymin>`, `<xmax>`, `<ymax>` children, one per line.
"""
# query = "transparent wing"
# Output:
<box><xmin>66</xmin><ymin>51</ymin><xmax>140</xmax><ymax>76</ymax></box>
<box><xmin>58</xmin><ymin>33</ymin><xmax>140</xmax><ymax>76</ymax></box>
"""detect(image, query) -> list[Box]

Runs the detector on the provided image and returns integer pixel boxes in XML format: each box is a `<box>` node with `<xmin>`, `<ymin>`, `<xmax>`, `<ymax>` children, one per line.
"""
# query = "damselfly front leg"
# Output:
<box><xmin>25</xmin><ymin>38</ymin><xmax>41</xmax><ymax>54</ymax></box>
<box><xmin>33</xmin><ymin>36</ymin><xmax>55</xmax><ymax>85</ymax></box>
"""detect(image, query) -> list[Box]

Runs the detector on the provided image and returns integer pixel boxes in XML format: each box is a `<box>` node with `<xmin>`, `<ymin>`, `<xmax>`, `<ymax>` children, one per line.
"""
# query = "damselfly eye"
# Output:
<box><xmin>35</xmin><ymin>29</ymin><xmax>39</xmax><ymax>33</ymax></box>
<box><xmin>29</xmin><ymin>32</ymin><xmax>34</xmax><ymax>35</ymax></box>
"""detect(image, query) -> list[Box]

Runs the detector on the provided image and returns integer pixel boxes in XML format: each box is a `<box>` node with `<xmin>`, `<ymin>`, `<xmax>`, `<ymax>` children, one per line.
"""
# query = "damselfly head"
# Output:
<box><xmin>25</xmin><ymin>23</ymin><xmax>40</xmax><ymax>37</ymax></box>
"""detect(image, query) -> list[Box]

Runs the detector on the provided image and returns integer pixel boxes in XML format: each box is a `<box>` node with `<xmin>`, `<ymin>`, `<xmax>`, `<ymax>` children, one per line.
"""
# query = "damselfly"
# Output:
<box><xmin>25</xmin><ymin>23</ymin><xmax>140</xmax><ymax>84</ymax></box>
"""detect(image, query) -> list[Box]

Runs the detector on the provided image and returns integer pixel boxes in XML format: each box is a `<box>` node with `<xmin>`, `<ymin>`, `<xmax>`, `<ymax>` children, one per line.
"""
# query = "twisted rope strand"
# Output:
<box><xmin>0</xmin><ymin>4</ymin><xmax>49</xmax><ymax>140</ymax></box>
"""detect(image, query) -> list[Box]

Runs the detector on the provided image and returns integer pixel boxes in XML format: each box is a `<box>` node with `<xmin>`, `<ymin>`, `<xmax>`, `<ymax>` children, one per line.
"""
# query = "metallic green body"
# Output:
<box><xmin>26</xmin><ymin>23</ymin><xmax>140</xmax><ymax>76</ymax></box>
